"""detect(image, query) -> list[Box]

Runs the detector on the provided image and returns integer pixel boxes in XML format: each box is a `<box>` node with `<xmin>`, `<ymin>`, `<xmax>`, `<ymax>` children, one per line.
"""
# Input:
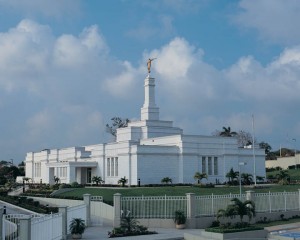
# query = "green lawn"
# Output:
<box><xmin>55</xmin><ymin>184</ymin><xmax>300</xmax><ymax>203</ymax></box>
<box><xmin>267</xmin><ymin>169</ymin><xmax>300</xmax><ymax>181</ymax></box>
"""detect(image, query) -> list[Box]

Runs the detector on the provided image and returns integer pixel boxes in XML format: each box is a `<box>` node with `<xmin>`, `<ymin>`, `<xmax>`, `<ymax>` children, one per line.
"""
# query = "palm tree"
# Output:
<box><xmin>92</xmin><ymin>176</ymin><xmax>104</xmax><ymax>186</ymax></box>
<box><xmin>193</xmin><ymin>172</ymin><xmax>207</xmax><ymax>184</ymax></box>
<box><xmin>226</xmin><ymin>168</ymin><xmax>239</xmax><ymax>184</ymax></box>
<box><xmin>276</xmin><ymin>170</ymin><xmax>290</xmax><ymax>185</ymax></box>
<box><xmin>120</xmin><ymin>215</ymin><xmax>139</xmax><ymax>233</ymax></box>
<box><xmin>23</xmin><ymin>177</ymin><xmax>31</xmax><ymax>184</ymax></box>
<box><xmin>118</xmin><ymin>176</ymin><xmax>128</xmax><ymax>187</ymax></box>
<box><xmin>217</xmin><ymin>198</ymin><xmax>255</xmax><ymax>223</ymax></box>
<box><xmin>256</xmin><ymin>176</ymin><xmax>265</xmax><ymax>183</ymax></box>
<box><xmin>241</xmin><ymin>173</ymin><xmax>253</xmax><ymax>185</ymax></box>
<box><xmin>219</xmin><ymin>126</ymin><xmax>237</xmax><ymax>137</ymax></box>
<box><xmin>161</xmin><ymin>177</ymin><xmax>172</xmax><ymax>184</ymax></box>
<box><xmin>53</xmin><ymin>176</ymin><xmax>60</xmax><ymax>184</ymax></box>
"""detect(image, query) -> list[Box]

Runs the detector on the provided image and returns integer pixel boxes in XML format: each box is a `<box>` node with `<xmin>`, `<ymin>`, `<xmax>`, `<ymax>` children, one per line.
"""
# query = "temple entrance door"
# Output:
<box><xmin>87</xmin><ymin>168</ymin><xmax>92</xmax><ymax>184</ymax></box>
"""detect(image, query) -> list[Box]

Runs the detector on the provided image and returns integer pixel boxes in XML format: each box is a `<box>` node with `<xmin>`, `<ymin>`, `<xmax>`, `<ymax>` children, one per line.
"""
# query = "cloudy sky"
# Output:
<box><xmin>1</xmin><ymin>0</ymin><xmax>300</xmax><ymax>163</ymax></box>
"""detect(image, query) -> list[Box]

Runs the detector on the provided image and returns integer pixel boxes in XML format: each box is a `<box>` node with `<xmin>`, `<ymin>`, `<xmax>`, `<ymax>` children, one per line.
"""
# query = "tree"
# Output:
<box><xmin>219</xmin><ymin>127</ymin><xmax>237</xmax><ymax>137</ymax></box>
<box><xmin>118</xmin><ymin>176</ymin><xmax>128</xmax><ymax>187</ymax></box>
<box><xmin>193</xmin><ymin>172</ymin><xmax>207</xmax><ymax>184</ymax></box>
<box><xmin>0</xmin><ymin>165</ymin><xmax>23</xmax><ymax>185</ymax></box>
<box><xmin>236</xmin><ymin>130</ymin><xmax>253</xmax><ymax>148</ymax></box>
<box><xmin>16</xmin><ymin>161</ymin><xmax>26</xmax><ymax>176</ymax></box>
<box><xmin>106</xmin><ymin>117</ymin><xmax>130</xmax><ymax>137</ymax></box>
<box><xmin>92</xmin><ymin>176</ymin><xmax>104</xmax><ymax>185</ymax></box>
<box><xmin>241</xmin><ymin>173</ymin><xmax>253</xmax><ymax>185</ymax></box>
<box><xmin>217</xmin><ymin>198</ymin><xmax>256</xmax><ymax>223</ymax></box>
<box><xmin>276</xmin><ymin>170</ymin><xmax>290</xmax><ymax>185</ymax></box>
<box><xmin>161</xmin><ymin>177</ymin><xmax>172</xmax><ymax>184</ymax></box>
<box><xmin>259</xmin><ymin>142</ymin><xmax>275</xmax><ymax>160</ymax></box>
<box><xmin>214</xmin><ymin>128</ymin><xmax>256</xmax><ymax>148</ymax></box>
<box><xmin>225</xmin><ymin>168</ymin><xmax>239</xmax><ymax>184</ymax></box>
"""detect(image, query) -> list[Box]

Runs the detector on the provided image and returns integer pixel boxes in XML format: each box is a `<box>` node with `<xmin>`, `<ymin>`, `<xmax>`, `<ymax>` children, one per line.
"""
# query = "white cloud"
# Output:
<box><xmin>151</xmin><ymin>37</ymin><xmax>195</xmax><ymax>79</ymax></box>
<box><xmin>2</xmin><ymin>19</ymin><xmax>300</xmax><ymax>163</ymax></box>
<box><xmin>103</xmin><ymin>61</ymin><xmax>142</xmax><ymax>98</ymax></box>
<box><xmin>225</xmin><ymin>46</ymin><xmax>300</xmax><ymax>101</ymax></box>
<box><xmin>233</xmin><ymin>0</ymin><xmax>300</xmax><ymax>45</ymax></box>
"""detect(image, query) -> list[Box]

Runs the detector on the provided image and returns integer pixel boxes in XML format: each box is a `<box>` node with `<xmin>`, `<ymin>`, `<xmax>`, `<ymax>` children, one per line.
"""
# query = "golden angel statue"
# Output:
<box><xmin>147</xmin><ymin>58</ymin><xmax>157</xmax><ymax>73</ymax></box>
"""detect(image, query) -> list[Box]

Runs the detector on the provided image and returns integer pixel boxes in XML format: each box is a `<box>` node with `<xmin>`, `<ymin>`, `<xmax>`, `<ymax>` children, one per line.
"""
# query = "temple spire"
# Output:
<box><xmin>141</xmin><ymin>74</ymin><xmax>159</xmax><ymax>121</ymax></box>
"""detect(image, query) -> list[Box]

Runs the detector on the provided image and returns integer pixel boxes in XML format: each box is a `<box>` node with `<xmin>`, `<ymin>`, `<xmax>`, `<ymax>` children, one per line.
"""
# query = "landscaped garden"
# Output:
<box><xmin>51</xmin><ymin>184</ymin><xmax>300</xmax><ymax>204</ymax></box>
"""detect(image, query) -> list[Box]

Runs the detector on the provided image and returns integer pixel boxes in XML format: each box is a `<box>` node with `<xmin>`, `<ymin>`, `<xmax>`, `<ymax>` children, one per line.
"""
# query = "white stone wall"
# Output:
<box><xmin>137</xmin><ymin>151</ymin><xmax>179</xmax><ymax>184</ymax></box>
<box><xmin>266</xmin><ymin>154</ymin><xmax>300</xmax><ymax>169</ymax></box>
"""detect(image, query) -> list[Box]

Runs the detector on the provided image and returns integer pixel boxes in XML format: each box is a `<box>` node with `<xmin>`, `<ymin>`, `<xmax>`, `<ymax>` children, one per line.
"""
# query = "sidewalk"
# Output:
<box><xmin>79</xmin><ymin>226</ymin><xmax>200</xmax><ymax>240</ymax></box>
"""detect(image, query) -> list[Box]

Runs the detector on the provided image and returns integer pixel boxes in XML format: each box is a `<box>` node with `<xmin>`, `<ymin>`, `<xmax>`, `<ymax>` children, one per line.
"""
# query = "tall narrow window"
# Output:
<box><xmin>115</xmin><ymin>157</ymin><xmax>118</xmax><ymax>176</ymax></box>
<box><xmin>202</xmin><ymin>157</ymin><xmax>206</xmax><ymax>173</ymax></box>
<box><xmin>111</xmin><ymin>158</ymin><xmax>115</xmax><ymax>176</ymax></box>
<box><xmin>107</xmin><ymin>158</ymin><xmax>110</xmax><ymax>176</ymax></box>
<box><xmin>214</xmin><ymin>157</ymin><xmax>218</xmax><ymax>175</ymax></box>
<box><xmin>208</xmin><ymin>157</ymin><xmax>212</xmax><ymax>175</ymax></box>
<box><xmin>34</xmin><ymin>163</ymin><xmax>41</xmax><ymax>177</ymax></box>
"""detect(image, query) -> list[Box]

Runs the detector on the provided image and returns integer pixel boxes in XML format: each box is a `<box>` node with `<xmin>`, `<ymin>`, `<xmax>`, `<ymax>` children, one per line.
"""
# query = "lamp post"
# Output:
<box><xmin>239</xmin><ymin>162</ymin><xmax>247</xmax><ymax>199</ymax></box>
<box><xmin>292</xmin><ymin>139</ymin><xmax>297</xmax><ymax>169</ymax></box>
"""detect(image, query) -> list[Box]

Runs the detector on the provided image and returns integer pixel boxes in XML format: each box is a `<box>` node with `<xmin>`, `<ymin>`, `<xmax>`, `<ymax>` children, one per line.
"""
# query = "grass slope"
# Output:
<box><xmin>55</xmin><ymin>184</ymin><xmax>300</xmax><ymax>203</ymax></box>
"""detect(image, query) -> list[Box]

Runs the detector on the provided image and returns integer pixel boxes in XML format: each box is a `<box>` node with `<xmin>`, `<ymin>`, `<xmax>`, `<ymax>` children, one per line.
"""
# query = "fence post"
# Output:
<box><xmin>19</xmin><ymin>216</ymin><xmax>31</xmax><ymax>240</ymax></box>
<box><xmin>298</xmin><ymin>189</ymin><xmax>300</xmax><ymax>211</ymax></box>
<box><xmin>246</xmin><ymin>190</ymin><xmax>255</xmax><ymax>202</ymax></box>
<box><xmin>284</xmin><ymin>191</ymin><xmax>287</xmax><ymax>212</ymax></box>
<box><xmin>59</xmin><ymin>206</ymin><xmax>68</xmax><ymax>240</ymax></box>
<box><xmin>113</xmin><ymin>193</ymin><xmax>122</xmax><ymax>228</ymax></box>
<box><xmin>0</xmin><ymin>207</ymin><xmax>3</xmax><ymax>240</ymax></box>
<box><xmin>269</xmin><ymin>191</ymin><xmax>272</xmax><ymax>213</ymax></box>
<box><xmin>83</xmin><ymin>194</ymin><xmax>91</xmax><ymax>227</ymax></box>
<box><xmin>186</xmin><ymin>193</ymin><xmax>196</xmax><ymax>228</ymax></box>
<box><xmin>186</xmin><ymin>193</ymin><xmax>195</xmax><ymax>218</ymax></box>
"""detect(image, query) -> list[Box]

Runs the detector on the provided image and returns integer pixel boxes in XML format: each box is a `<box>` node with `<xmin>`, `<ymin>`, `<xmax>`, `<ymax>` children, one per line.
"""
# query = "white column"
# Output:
<box><xmin>141</xmin><ymin>75</ymin><xmax>159</xmax><ymax>121</ymax></box>
<box><xmin>67</xmin><ymin>166</ymin><xmax>76</xmax><ymax>183</ymax></box>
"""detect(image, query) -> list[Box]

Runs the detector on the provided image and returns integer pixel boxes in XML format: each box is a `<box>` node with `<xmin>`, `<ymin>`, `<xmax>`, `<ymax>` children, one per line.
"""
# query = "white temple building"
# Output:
<box><xmin>25</xmin><ymin>73</ymin><xmax>266</xmax><ymax>185</ymax></box>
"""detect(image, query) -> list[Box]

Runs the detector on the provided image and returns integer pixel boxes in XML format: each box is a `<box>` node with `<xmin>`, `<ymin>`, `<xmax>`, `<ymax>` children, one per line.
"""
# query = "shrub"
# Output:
<box><xmin>71</xmin><ymin>182</ymin><xmax>79</xmax><ymax>188</ymax></box>
<box><xmin>173</xmin><ymin>210</ymin><xmax>186</xmax><ymax>225</ymax></box>
<box><xmin>210</xmin><ymin>220</ymin><xmax>220</xmax><ymax>227</ymax></box>
<box><xmin>26</xmin><ymin>198</ymin><xmax>34</xmax><ymax>204</ymax></box>
<box><xmin>59</xmin><ymin>184</ymin><xmax>71</xmax><ymax>189</ymax></box>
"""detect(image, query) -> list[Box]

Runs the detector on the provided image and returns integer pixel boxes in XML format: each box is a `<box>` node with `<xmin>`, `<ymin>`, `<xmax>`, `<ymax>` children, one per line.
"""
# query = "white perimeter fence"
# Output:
<box><xmin>121</xmin><ymin>191</ymin><xmax>300</xmax><ymax>218</ymax></box>
<box><xmin>121</xmin><ymin>195</ymin><xmax>187</xmax><ymax>218</ymax></box>
<box><xmin>3</xmin><ymin>213</ymin><xmax>62</xmax><ymax>240</ymax></box>
<box><xmin>2</xmin><ymin>190</ymin><xmax>300</xmax><ymax>239</ymax></box>
<box><xmin>2</xmin><ymin>203</ymin><xmax>86</xmax><ymax>240</ymax></box>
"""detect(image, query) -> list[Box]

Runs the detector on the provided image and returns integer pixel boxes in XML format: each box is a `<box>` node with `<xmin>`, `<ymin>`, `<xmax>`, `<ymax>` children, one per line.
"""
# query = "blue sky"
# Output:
<box><xmin>0</xmin><ymin>0</ymin><xmax>300</xmax><ymax>163</ymax></box>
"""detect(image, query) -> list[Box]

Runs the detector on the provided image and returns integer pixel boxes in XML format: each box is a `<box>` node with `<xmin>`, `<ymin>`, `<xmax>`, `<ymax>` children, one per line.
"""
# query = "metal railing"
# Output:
<box><xmin>120</xmin><ymin>191</ymin><xmax>300</xmax><ymax>219</ymax></box>
<box><xmin>121</xmin><ymin>195</ymin><xmax>187</xmax><ymax>218</ymax></box>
